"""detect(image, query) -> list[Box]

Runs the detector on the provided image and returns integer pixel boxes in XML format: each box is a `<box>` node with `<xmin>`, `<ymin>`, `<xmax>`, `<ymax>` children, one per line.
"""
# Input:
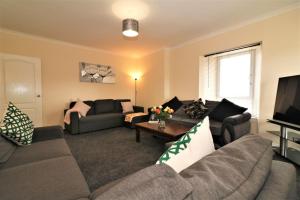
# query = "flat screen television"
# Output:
<box><xmin>273</xmin><ymin>75</ymin><xmax>300</xmax><ymax>126</ymax></box>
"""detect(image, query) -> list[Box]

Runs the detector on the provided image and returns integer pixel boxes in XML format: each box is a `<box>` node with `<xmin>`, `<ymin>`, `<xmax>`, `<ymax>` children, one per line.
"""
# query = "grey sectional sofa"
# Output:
<box><xmin>0</xmin><ymin>126</ymin><xmax>90</xmax><ymax>200</ymax></box>
<box><xmin>64</xmin><ymin>99</ymin><xmax>144</xmax><ymax>134</ymax></box>
<box><xmin>91</xmin><ymin>134</ymin><xmax>298</xmax><ymax>200</ymax></box>
<box><xmin>165</xmin><ymin>100</ymin><xmax>251</xmax><ymax>147</ymax></box>
<box><xmin>0</xmin><ymin>127</ymin><xmax>297</xmax><ymax>200</ymax></box>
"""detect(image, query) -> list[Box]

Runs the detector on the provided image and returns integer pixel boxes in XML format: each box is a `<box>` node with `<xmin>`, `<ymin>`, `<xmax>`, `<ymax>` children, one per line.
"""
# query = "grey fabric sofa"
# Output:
<box><xmin>0</xmin><ymin>126</ymin><xmax>90</xmax><ymax>200</ymax></box>
<box><xmin>64</xmin><ymin>99</ymin><xmax>144</xmax><ymax>134</ymax></box>
<box><xmin>0</xmin><ymin>127</ymin><xmax>297</xmax><ymax>200</ymax></box>
<box><xmin>90</xmin><ymin>134</ymin><xmax>298</xmax><ymax>200</ymax></box>
<box><xmin>167</xmin><ymin>100</ymin><xmax>251</xmax><ymax>147</ymax></box>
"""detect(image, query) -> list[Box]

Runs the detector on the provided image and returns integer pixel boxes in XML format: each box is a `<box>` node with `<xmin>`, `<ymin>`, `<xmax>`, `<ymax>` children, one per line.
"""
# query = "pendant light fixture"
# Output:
<box><xmin>122</xmin><ymin>18</ymin><xmax>139</xmax><ymax>37</ymax></box>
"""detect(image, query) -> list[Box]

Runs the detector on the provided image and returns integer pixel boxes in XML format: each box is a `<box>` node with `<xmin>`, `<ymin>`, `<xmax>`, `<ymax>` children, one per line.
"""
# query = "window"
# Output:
<box><xmin>217</xmin><ymin>50</ymin><xmax>255</xmax><ymax>112</ymax></box>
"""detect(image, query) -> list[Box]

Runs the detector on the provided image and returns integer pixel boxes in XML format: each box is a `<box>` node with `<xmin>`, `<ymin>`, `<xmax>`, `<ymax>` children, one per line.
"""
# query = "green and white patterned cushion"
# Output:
<box><xmin>0</xmin><ymin>102</ymin><xmax>34</xmax><ymax>146</ymax></box>
<box><xmin>157</xmin><ymin>117</ymin><xmax>215</xmax><ymax>173</ymax></box>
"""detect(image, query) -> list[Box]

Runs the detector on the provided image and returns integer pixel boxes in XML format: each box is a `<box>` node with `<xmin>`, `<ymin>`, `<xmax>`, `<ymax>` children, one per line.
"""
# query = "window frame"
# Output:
<box><xmin>216</xmin><ymin>49</ymin><xmax>256</xmax><ymax>103</ymax></box>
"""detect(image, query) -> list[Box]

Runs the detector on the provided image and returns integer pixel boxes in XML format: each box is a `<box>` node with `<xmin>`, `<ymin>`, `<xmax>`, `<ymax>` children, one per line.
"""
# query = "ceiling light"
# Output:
<box><xmin>122</xmin><ymin>19</ymin><xmax>139</xmax><ymax>37</ymax></box>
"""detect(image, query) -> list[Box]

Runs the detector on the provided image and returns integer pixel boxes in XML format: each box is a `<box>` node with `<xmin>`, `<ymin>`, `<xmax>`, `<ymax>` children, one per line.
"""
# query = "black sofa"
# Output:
<box><xmin>152</xmin><ymin>99</ymin><xmax>251</xmax><ymax>147</ymax></box>
<box><xmin>64</xmin><ymin>99</ymin><xmax>144</xmax><ymax>134</ymax></box>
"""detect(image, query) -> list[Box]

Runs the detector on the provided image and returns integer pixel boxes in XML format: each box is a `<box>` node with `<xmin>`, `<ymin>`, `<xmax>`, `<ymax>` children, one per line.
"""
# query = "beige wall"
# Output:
<box><xmin>1</xmin><ymin>8</ymin><xmax>299</xmax><ymax>132</ymax></box>
<box><xmin>136</xmin><ymin>8</ymin><xmax>300</xmax><ymax>133</ymax></box>
<box><xmin>0</xmin><ymin>31</ymin><xmax>137</xmax><ymax>126</ymax></box>
<box><xmin>168</xmin><ymin>8</ymin><xmax>300</xmax><ymax>132</ymax></box>
<box><xmin>135</xmin><ymin>50</ymin><xmax>165</xmax><ymax>109</ymax></box>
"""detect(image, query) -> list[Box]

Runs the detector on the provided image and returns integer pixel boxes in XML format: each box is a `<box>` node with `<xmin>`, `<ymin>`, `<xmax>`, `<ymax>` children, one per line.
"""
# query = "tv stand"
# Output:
<box><xmin>267</xmin><ymin>119</ymin><xmax>300</xmax><ymax>165</ymax></box>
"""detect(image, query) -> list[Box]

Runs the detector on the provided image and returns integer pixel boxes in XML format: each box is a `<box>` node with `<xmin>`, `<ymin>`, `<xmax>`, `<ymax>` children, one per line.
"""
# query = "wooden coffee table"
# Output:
<box><xmin>135</xmin><ymin>121</ymin><xmax>193</xmax><ymax>143</ymax></box>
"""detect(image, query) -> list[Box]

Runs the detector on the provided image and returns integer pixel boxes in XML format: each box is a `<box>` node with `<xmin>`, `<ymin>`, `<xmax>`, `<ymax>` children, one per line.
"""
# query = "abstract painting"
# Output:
<box><xmin>79</xmin><ymin>62</ymin><xmax>116</xmax><ymax>83</ymax></box>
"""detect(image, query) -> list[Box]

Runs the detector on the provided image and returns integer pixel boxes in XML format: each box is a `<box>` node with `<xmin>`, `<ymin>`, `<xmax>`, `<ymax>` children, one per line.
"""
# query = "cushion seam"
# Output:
<box><xmin>0</xmin><ymin>155</ymin><xmax>73</xmax><ymax>171</ymax></box>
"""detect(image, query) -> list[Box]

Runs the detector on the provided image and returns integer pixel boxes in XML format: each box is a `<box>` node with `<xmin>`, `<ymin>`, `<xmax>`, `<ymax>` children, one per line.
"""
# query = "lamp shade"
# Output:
<box><xmin>122</xmin><ymin>19</ymin><xmax>139</xmax><ymax>37</ymax></box>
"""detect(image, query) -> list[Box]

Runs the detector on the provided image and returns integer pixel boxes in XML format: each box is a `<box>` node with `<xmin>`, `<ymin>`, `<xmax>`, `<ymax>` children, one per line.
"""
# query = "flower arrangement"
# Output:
<box><xmin>151</xmin><ymin>106</ymin><xmax>174</xmax><ymax>121</ymax></box>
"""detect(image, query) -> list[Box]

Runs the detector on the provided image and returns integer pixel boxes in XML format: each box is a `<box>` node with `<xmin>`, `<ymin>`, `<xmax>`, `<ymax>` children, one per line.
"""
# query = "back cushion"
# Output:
<box><xmin>180</xmin><ymin>134</ymin><xmax>273</xmax><ymax>200</ymax></box>
<box><xmin>95</xmin><ymin>99</ymin><xmax>115</xmax><ymax>114</ymax></box>
<box><xmin>0</xmin><ymin>136</ymin><xmax>16</xmax><ymax>163</ymax></box>
<box><xmin>70</xmin><ymin>100</ymin><xmax>95</xmax><ymax>115</ymax></box>
<box><xmin>209</xmin><ymin>98</ymin><xmax>247</xmax><ymax>122</ymax></box>
<box><xmin>90</xmin><ymin>164</ymin><xmax>193</xmax><ymax>200</ymax></box>
<box><xmin>204</xmin><ymin>100</ymin><xmax>220</xmax><ymax>113</ymax></box>
<box><xmin>114</xmin><ymin>99</ymin><xmax>131</xmax><ymax>113</ymax></box>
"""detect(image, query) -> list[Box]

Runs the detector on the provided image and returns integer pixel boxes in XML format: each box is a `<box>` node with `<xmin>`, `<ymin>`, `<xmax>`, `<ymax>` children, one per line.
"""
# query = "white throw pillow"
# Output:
<box><xmin>73</xmin><ymin>100</ymin><xmax>91</xmax><ymax>117</ymax></box>
<box><xmin>156</xmin><ymin>117</ymin><xmax>215</xmax><ymax>173</ymax></box>
<box><xmin>121</xmin><ymin>101</ymin><xmax>134</xmax><ymax>113</ymax></box>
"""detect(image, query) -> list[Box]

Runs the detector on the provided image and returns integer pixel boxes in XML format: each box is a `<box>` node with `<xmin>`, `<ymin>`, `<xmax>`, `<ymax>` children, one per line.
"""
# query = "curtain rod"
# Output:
<box><xmin>204</xmin><ymin>41</ymin><xmax>262</xmax><ymax>57</ymax></box>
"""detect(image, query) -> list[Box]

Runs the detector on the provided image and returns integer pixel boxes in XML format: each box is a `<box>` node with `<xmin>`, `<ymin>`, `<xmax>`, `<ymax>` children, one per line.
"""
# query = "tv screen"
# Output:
<box><xmin>273</xmin><ymin>75</ymin><xmax>300</xmax><ymax>126</ymax></box>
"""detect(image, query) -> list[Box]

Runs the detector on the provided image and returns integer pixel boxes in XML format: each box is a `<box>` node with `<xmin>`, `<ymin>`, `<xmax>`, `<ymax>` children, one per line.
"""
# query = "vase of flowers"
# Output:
<box><xmin>151</xmin><ymin>106</ymin><xmax>174</xmax><ymax>128</ymax></box>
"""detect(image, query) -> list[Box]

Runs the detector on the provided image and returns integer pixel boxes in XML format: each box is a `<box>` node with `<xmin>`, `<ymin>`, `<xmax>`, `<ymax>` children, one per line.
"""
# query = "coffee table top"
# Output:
<box><xmin>135</xmin><ymin>121</ymin><xmax>193</xmax><ymax>137</ymax></box>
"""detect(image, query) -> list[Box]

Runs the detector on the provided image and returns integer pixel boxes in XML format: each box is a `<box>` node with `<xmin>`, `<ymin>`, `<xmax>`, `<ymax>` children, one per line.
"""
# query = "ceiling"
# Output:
<box><xmin>0</xmin><ymin>0</ymin><xmax>299</xmax><ymax>58</ymax></box>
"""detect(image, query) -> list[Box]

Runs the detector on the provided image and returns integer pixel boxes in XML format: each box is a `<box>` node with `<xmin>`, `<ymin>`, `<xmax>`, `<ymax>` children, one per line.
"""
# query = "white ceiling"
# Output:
<box><xmin>0</xmin><ymin>0</ymin><xmax>299</xmax><ymax>58</ymax></box>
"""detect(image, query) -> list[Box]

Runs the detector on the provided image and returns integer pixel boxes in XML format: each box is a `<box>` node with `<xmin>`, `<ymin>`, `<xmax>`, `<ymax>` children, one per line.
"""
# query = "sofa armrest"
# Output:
<box><xmin>32</xmin><ymin>126</ymin><xmax>64</xmax><ymax>143</ymax></box>
<box><xmin>218</xmin><ymin>113</ymin><xmax>252</xmax><ymax>145</ymax></box>
<box><xmin>133</xmin><ymin>106</ymin><xmax>144</xmax><ymax>113</ymax></box>
<box><xmin>223</xmin><ymin>112</ymin><xmax>251</xmax><ymax>125</ymax></box>
<box><xmin>64</xmin><ymin>111</ymin><xmax>80</xmax><ymax>134</ymax></box>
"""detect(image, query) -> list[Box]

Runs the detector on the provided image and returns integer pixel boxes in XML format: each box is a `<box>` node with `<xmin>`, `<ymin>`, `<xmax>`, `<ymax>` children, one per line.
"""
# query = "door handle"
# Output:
<box><xmin>37</xmin><ymin>95</ymin><xmax>41</xmax><ymax>98</ymax></box>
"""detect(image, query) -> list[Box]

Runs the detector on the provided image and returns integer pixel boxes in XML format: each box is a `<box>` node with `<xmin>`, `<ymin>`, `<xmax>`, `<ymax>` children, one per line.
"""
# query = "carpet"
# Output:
<box><xmin>65</xmin><ymin>127</ymin><xmax>300</xmax><ymax>195</ymax></box>
<box><xmin>65</xmin><ymin>127</ymin><xmax>165</xmax><ymax>191</ymax></box>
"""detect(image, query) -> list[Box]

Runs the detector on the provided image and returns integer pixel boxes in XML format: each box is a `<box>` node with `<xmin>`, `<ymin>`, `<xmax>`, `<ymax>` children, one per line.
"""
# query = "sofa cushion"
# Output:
<box><xmin>204</xmin><ymin>100</ymin><xmax>220</xmax><ymax>113</ymax></box>
<box><xmin>1</xmin><ymin>138</ymin><xmax>72</xmax><ymax>169</ymax></box>
<box><xmin>121</xmin><ymin>101</ymin><xmax>134</xmax><ymax>113</ymax></box>
<box><xmin>168</xmin><ymin>116</ymin><xmax>199</xmax><ymax>127</ymax></box>
<box><xmin>90</xmin><ymin>164</ymin><xmax>192</xmax><ymax>200</ymax></box>
<box><xmin>0</xmin><ymin>102</ymin><xmax>34</xmax><ymax>146</ymax></box>
<box><xmin>209</xmin><ymin>98</ymin><xmax>247</xmax><ymax>122</ymax></box>
<box><xmin>0</xmin><ymin>136</ymin><xmax>16</xmax><ymax>163</ymax></box>
<box><xmin>95</xmin><ymin>99</ymin><xmax>115</xmax><ymax>114</ymax></box>
<box><xmin>162</xmin><ymin>96</ymin><xmax>183</xmax><ymax>112</ymax></box>
<box><xmin>0</xmin><ymin>156</ymin><xmax>90</xmax><ymax>200</ymax></box>
<box><xmin>256</xmin><ymin>160</ymin><xmax>297</xmax><ymax>200</ymax></box>
<box><xmin>70</xmin><ymin>100</ymin><xmax>95</xmax><ymax>116</ymax></box>
<box><xmin>114</xmin><ymin>99</ymin><xmax>131</xmax><ymax>113</ymax></box>
<box><xmin>79</xmin><ymin>113</ymin><xmax>124</xmax><ymax>132</ymax></box>
<box><xmin>174</xmin><ymin>100</ymin><xmax>194</xmax><ymax>117</ymax></box>
<box><xmin>32</xmin><ymin>126</ymin><xmax>64</xmax><ymax>143</ymax></box>
<box><xmin>157</xmin><ymin>118</ymin><xmax>215</xmax><ymax>173</ymax></box>
<box><xmin>180</xmin><ymin>134</ymin><xmax>273</xmax><ymax>200</ymax></box>
<box><xmin>184</xmin><ymin>98</ymin><xmax>208</xmax><ymax>119</ymax></box>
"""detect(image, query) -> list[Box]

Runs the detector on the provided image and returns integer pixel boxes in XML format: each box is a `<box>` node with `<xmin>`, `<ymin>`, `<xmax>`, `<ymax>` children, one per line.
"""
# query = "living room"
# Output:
<box><xmin>0</xmin><ymin>0</ymin><xmax>299</xmax><ymax>200</ymax></box>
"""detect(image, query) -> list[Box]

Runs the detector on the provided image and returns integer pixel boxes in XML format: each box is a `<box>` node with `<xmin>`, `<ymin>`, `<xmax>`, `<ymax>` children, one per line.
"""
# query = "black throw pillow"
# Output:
<box><xmin>162</xmin><ymin>96</ymin><xmax>183</xmax><ymax>111</ymax></box>
<box><xmin>209</xmin><ymin>99</ymin><xmax>247</xmax><ymax>122</ymax></box>
<box><xmin>184</xmin><ymin>98</ymin><xmax>208</xmax><ymax>119</ymax></box>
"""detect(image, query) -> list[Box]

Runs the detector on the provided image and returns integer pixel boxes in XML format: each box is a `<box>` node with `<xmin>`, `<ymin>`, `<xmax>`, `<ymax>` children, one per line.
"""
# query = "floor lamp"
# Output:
<box><xmin>134</xmin><ymin>77</ymin><xmax>138</xmax><ymax>106</ymax></box>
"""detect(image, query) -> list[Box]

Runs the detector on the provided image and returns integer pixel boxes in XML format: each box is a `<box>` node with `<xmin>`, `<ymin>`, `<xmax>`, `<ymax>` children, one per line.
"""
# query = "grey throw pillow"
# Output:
<box><xmin>184</xmin><ymin>98</ymin><xmax>208</xmax><ymax>119</ymax></box>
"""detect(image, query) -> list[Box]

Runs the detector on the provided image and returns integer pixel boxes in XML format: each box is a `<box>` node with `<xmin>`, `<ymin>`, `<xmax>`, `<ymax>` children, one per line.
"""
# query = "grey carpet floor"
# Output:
<box><xmin>65</xmin><ymin>127</ymin><xmax>300</xmax><ymax>194</ymax></box>
<box><xmin>65</xmin><ymin>127</ymin><xmax>165</xmax><ymax>191</ymax></box>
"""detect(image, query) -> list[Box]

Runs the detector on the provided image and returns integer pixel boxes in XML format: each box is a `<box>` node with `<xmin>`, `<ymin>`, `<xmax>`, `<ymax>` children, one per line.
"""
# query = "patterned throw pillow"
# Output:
<box><xmin>0</xmin><ymin>102</ymin><xmax>34</xmax><ymax>146</ymax></box>
<box><xmin>184</xmin><ymin>98</ymin><xmax>208</xmax><ymax>119</ymax></box>
<box><xmin>157</xmin><ymin>118</ymin><xmax>215</xmax><ymax>173</ymax></box>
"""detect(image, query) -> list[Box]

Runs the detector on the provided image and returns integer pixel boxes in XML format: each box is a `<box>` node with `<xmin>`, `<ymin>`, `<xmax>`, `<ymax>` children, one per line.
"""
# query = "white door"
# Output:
<box><xmin>0</xmin><ymin>53</ymin><xmax>42</xmax><ymax>126</ymax></box>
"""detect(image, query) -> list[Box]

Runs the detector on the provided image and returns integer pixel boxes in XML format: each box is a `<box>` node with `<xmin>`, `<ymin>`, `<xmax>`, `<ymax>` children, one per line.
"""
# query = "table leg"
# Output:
<box><xmin>136</xmin><ymin>128</ymin><xmax>140</xmax><ymax>143</ymax></box>
<box><xmin>279</xmin><ymin>126</ymin><xmax>288</xmax><ymax>157</ymax></box>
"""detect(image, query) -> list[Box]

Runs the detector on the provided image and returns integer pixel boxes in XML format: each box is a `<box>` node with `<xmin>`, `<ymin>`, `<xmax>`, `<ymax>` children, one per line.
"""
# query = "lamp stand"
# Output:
<box><xmin>134</xmin><ymin>78</ymin><xmax>137</xmax><ymax>106</ymax></box>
